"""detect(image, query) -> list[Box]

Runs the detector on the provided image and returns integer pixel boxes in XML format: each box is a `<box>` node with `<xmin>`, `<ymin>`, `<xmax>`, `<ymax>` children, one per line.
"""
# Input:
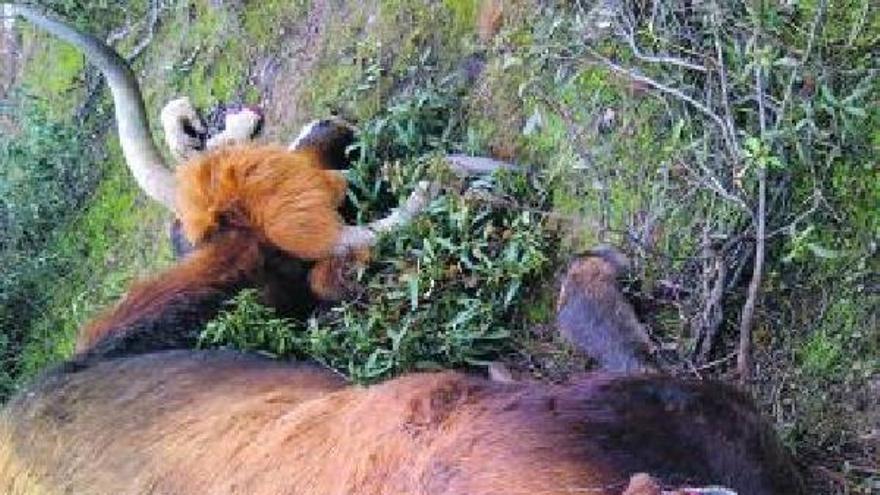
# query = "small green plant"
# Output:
<box><xmin>200</xmin><ymin>165</ymin><xmax>558</xmax><ymax>381</ymax></box>
<box><xmin>0</xmin><ymin>96</ymin><xmax>100</xmax><ymax>253</ymax></box>
<box><xmin>308</xmin><ymin>163</ymin><xmax>556</xmax><ymax>381</ymax></box>
<box><xmin>799</xmin><ymin>329</ymin><xmax>844</xmax><ymax>377</ymax></box>
<box><xmin>200</xmin><ymin>82</ymin><xmax>560</xmax><ymax>382</ymax></box>
<box><xmin>30</xmin><ymin>1</ymin><xmax>136</xmax><ymax>33</ymax></box>
<box><xmin>199</xmin><ymin>290</ymin><xmax>299</xmax><ymax>358</ymax></box>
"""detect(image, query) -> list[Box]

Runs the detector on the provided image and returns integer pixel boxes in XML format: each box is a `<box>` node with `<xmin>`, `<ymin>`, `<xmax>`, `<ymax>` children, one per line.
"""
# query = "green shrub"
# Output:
<box><xmin>309</xmin><ymin>165</ymin><xmax>556</xmax><ymax>380</ymax></box>
<box><xmin>199</xmin><ymin>82</ymin><xmax>560</xmax><ymax>381</ymax></box>
<box><xmin>0</xmin><ymin>97</ymin><xmax>99</xmax><ymax>253</ymax></box>
<box><xmin>0</xmin><ymin>96</ymin><xmax>102</xmax><ymax>397</ymax></box>
<box><xmin>29</xmin><ymin>1</ymin><xmax>141</xmax><ymax>33</ymax></box>
<box><xmin>199</xmin><ymin>290</ymin><xmax>299</xmax><ymax>357</ymax></box>
<box><xmin>200</xmin><ymin>166</ymin><xmax>557</xmax><ymax>381</ymax></box>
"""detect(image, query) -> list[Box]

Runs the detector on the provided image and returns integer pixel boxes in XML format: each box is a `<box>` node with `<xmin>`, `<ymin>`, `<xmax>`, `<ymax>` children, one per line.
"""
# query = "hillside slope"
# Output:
<box><xmin>0</xmin><ymin>1</ymin><xmax>876</xmax><ymax>493</ymax></box>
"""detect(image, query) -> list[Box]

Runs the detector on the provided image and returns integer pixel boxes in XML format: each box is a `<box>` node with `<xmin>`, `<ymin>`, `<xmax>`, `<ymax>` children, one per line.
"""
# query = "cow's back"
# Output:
<box><xmin>1</xmin><ymin>350</ymin><xmax>802</xmax><ymax>494</ymax></box>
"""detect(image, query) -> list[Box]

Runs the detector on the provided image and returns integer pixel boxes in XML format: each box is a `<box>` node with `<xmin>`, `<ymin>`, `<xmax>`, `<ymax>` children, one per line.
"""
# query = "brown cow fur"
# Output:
<box><xmin>79</xmin><ymin>145</ymin><xmax>354</xmax><ymax>354</ymax></box>
<box><xmin>77</xmin><ymin>228</ymin><xmax>262</xmax><ymax>354</ymax></box>
<box><xmin>175</xmin><ymin>145</ymin><xmax>347</xmax><ymax>261</ymax></box>
<box><xmin>76</xmin><ymin>228</ymin><xmax>325</xmax><ymax>356</ymax></box>
<box><xmin>0</xmin><ymin>352</ymin><xmax>803</xmax><ymax>495</ymax></box>
<box><xmin>1</xmin><ymin>252</ymin><xmax>804</xmax><ymax>494</ymax></box>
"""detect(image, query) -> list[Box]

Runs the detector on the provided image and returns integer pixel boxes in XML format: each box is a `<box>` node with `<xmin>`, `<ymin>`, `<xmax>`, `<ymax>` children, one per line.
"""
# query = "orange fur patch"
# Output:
<box><xmin>175</xmin><ymin>145</ymin><xmax>347</xmax><ymax>261</ymax></box>
<box><xmin>77</xmin><ymin>230</ymin><xmax>263</xmax><ymax>353</ymax></box>
<box><xmin>80</xmin><ymin>146</ymin><xmax>360</xmax><ymax>353</ymax></box>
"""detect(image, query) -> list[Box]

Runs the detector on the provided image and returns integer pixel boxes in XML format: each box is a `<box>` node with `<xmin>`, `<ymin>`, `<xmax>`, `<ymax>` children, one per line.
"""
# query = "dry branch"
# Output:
<box><xmin>618</xmin><ymin>13</ymin><xmax>708</xmax><ymax>73</ymax></box>
<box><xmin>697</xmin><ymin>251</ymin><xmax>727</xmax><ymax>363</ymax></box>
<box><xmin>585</xmin><ymin>48</ymin><xmax>750</xmax><ymax>214</ymax></box>
<box><xmin>737</xmin><ymin>61</ymin><xmax>769</xmax><ymax>382</ymax></box>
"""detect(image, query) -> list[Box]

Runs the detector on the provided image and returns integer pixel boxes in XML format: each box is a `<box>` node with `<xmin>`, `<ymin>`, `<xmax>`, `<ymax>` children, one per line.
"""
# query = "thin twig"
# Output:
<box><xmin>617</xmin><ymin>14</ymin><xmax>708</xmax><ymax>73</ymax></box>
<box><xmin>737</xmin><ymin>58</ymin><xmax>768</xmax><ymax>382</ymax></box>
<box><xmin>587</xmin><ymin>49</ymin><xmax>728</xmax><ymax>141</ymax></box>
<box><xmin>697</xmin><ymin>251</ymin><xmax>727</xmax><ymax>363</ymax></box>
<box><xmin>695</xmin><ymin>351</ymin><xmax>737</xmax><ymax>372</ymax></box>
<box><xmin>765</xmin><ymin>189</ymin><xmax>822</xmax><ymax>239</ymax></box>
<box><xmin>124</xmin><ymin>0</ymin><xmax>160</xmax><ymax>62</ymax></box>
<box><xmin>105</xmin><ymin>22</ymin><xmax>132</xmax><ymax>47</ymax></box>
<box><xmin>678</xmin><ymin>155</ymin><xmax>751</xmax><ymax>213</ymax></box>
<box><xmin>846</xmin><ymin>0</ymin><xmax>870</xmax><ymax>47</ymax></box>
<box><xmin>586</xmin><ymin>48</ymin><xmax>746</xmax><ymax>182</ymax></box>
<box><xmin>75</xmin><ymin>0</ymin><xmax>160</xmax><ymax>120</ymax></box>
<box><xmin>712</xmin><ymin>23</ymin><xmax>740</xmax><ymax>161</ymax></box>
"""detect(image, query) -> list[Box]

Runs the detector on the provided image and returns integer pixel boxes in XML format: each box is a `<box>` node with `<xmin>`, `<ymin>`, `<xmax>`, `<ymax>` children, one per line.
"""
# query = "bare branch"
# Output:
<box><xmin>766</xmin><ymin>189</ymin><xmax>822</xmax><ymax>239</ymax></box>
<box><xmin>617</xmin><ymin>14</ymin><xmax>709</xmax><ymax>73</ymax></box>
<box><xmin>445</xmin><ymin>154</ymin><xmax>522</xmax><ymax>177</ymax></box>
<box><xmin>366</xmin><ymin>180</ymin><xmax>436</xmax><ymax>235</ymax></box>
<box><xmin>124</xmin><ymin>0</ymin><xmax>160</xmax><ymax>62</ymax></box>
<box><xmin>586</xmin><ymin>48</ymin><xmax>742</xmax><ymax>161</ymax></box>
<box><xmin>737</xmin><ymin>60</ymin><xmax>768</xmax><ymax>382</ymax></box>
<box><xmin>713</xmin><ymin>28</ymin><xmax>740</xmax><ymax>159</ymax></box>
<box><xmin>332</xmin><ymin>181</ymin><xmax>435</xmax><ymax>254</ymax></box>
<box><xmin>77</xmin><ymin>1</ymin><xmax>160</xmax><ymax>125</ymax></box>
<box><xmin>585</xmin><ymin>46</ymin><xmax>754</xmax><ymax>213</ymax></box>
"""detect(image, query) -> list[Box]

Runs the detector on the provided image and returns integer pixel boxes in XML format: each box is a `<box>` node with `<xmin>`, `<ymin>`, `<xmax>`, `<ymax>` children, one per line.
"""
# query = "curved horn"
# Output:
<box><xmin>331</xmin><ymin>180</ymin><xmax>435</xmax><ymax>255</ymax></box>
<box><xmin>283</xmin><ymin>118</ymin><xmax>524</xmax><ymax>254</ymax></box>
<box><xmin>5</xmin><ymin>4</ymin><xmax>176</xmax><ymax>210</ymax></box>
<box><xmin>331</xmin><ymin>156</ymin><xmax>519</xmax><ymax>254</ymax></box>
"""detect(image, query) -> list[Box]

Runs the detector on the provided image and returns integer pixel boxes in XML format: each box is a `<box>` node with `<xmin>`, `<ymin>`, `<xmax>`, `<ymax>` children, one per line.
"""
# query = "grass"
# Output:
<box><xmin>19</xmin><ymin>32</ymin><xmax>85</xmax><ymax>116</ymax></box>
<box><xmin>149</xmin><ymin>4</ymin><xmax>248</xmax><ymax>109</ymax></box>
<box><xmin>12</xmin><ymin>138</ymin><xmax>171</xmax><ymax>383</ymax></box>
<box><xmin>242</xmin><ymin>0</ymin><xmax>309</xmax><ymax>49</ymax></box>
<box><xmin>293</xmin><ymin>0</ymin><xmax>480</xmax><ymax>126</ymax></box>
